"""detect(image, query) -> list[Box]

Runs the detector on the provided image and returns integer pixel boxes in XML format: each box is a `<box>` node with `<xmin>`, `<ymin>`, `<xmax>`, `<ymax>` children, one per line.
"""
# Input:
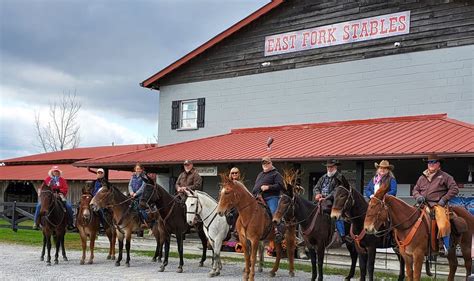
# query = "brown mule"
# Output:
<box><xmin>216</xmin><ymin>177</ymin><xmax>290</xmax><ymax>281</ymax></box>
<box><xmin>90</xmin><ymin>184</ymin><xmax>141</xmax><ymax>267</ymax></box>
<box><xmin>364</xmin><ymin>182</ymin><xmax>473</xmax><ymax>281</ymax></box>
<box><xmin>38</xmin><ymin>183</ymin><xmax>68</xmax><ymax>266</ymax></box>
<box><xmin>77</xmin><ymin>184</ymin><xmax>116</xmax><ymax>265</ymax></box>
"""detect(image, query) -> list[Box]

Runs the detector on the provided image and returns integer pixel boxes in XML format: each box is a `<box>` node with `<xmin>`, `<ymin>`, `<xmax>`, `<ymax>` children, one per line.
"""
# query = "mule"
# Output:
<box><xmin>364</xmin><ymin>183</ymin><xmax>473</xmax><ymax>281</ymax></box>
<box><xmin>185</xmin><ymin>189</ymin><xmax>229</xmax><ymax>277</ymax></box>
<box><xmin>216</xmin><ymin>177</ymin><xmax>291</xmax><ymax>281</ymax></box>
<box><xmin>139</xmin><ymin>183</ymin><xmax>208</xmax><ymax>273</ymax></box>
<box><xmin>77</xmin><ymin>185</ymin><xmax>116</xmax><ymax>264</ymax></box>
<box><xmin>90</xmin><ymin>184</ymin><xmax>140</xmax><ymax>267</ymax></box>
<box><xmin>272</xmin><ymin>191</ymin><xmax>333</xmax><ymax>281</ymax></box>
<box><xmin>331</xmin><ymin>185</ymin><xmax>405</xmax><ymax>281</ymax></box>
<box><xmin>38</xmin><ymin>183</ymin><xmax>68</xmax><ymax>266</ymax></box>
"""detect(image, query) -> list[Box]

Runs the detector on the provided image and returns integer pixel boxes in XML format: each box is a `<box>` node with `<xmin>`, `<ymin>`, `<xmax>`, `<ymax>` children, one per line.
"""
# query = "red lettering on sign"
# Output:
<box><xmin>343</xmin><ymin>25</ymin><xmax>350</xmax><ymax>40</ymax></box>
<box><xmin>289</xmin><ymin>34</ymin><xmax>297</xmax><ymax>49</ymax></box>
<box><xmin>275</xmin><ymin>37</ymin><xmax>281</xmax><ymax>51</ymax></box>
<box><xmin>328</xmin><ymin>28</ymin><xmax>336</xmax><ymax>43</ymax></box>
<box><xmin>370</xmin><ymin>21</ymin><xmax>378</xmax><ymax>36</ymax></box>
<box><xmin>398</xmin><ymin>15</ymin><xmax>407</xmax><ymax>31</ymax></box>
<box><xmin>282</xmin><ymin>36</ymin><xmax>289</xmax><ymax>50</ymax></box>
<box><xmin>352</xmin><ymin>23</ymin><xmax>360</xmax><ymax>39</ymax></box>
<box><xmin>267</xmin><ymin>38</ymin><xmax>275</xmax><ymax>53</ymax></box>
<box><xmin>360</xmin><ymin>22</ymin><xmax>369</xmax><ymax>38</ymax></box>
<box><xmin>311</xmin><ymin>31</ymin><xmax>318</xmax><ymax>46</ymax></box>
<box><xmin>389</xmin><ymin>17</ymin><xmax>398</xmax><ymax>32</ymax></box>
<box><xmin>380</xmin><ymin>19</ymin><xmax>388</xmax><ymax>34</ymax></box>
<box><xmin>318</xmin><ymin>29</ymin><xmax>326</xmax><ymax>44</ymax></box>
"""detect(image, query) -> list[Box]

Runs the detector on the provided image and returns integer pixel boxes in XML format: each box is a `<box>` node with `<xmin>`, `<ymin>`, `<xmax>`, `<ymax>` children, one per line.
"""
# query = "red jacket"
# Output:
<box><xmin>43</xmin><ymin>176</ymin><xmax>69</xmax><ymax>196</ymax></box>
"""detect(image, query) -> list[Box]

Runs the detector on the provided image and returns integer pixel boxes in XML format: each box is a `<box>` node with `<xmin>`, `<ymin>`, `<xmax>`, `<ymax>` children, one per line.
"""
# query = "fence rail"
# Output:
<box><xmin>0</xmin><ymin>201</ymin><xmax>37</xmax><ymax>231</ymax></box>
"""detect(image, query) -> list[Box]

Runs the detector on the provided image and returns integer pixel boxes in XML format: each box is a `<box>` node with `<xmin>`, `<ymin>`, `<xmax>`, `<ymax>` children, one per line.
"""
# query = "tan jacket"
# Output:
<box><xmin>412</xmin><ymin>169</ymin><xmax>458</xmax><ymax>206</ymax></box>
<box><xmin>175</xmin><ymin>168</ymin><xmax>202</xmax><ymax>191</ymax></box>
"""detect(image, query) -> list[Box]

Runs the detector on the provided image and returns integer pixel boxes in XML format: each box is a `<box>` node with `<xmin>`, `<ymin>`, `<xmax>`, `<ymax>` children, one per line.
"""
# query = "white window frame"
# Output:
<box><xmin>178</xmin><ymin>99</ymin><xmax>198</xmax><ymax>130</ymax></box>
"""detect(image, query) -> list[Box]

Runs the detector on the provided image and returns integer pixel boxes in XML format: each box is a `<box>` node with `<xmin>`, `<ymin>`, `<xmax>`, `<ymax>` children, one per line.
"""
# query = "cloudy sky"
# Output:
<box><xmin>0</xmin><ymin>0</ymin><xmax>268</xmax><ymax>159</ymax></box>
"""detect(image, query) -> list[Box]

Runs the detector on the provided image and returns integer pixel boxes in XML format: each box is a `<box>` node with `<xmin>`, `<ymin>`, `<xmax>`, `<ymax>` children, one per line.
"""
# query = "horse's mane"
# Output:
<box><xmin>282</xmin><ymin>168</ymin><xmax>305</xmax><ymax>195</ymax></box>
<box><xmin>195</xmin><ymin>190</ymin><xmax>217</xmax><ymax>204</ymax></box>
<box><xmin>219</xmin><ymin>172</ymin><xmax>253</xmax><ymax>197</ymax></box>
<box><xmin>373</xmin><ymin>174</ymin><xmax>392</xmax><ymax>198</ymax></box>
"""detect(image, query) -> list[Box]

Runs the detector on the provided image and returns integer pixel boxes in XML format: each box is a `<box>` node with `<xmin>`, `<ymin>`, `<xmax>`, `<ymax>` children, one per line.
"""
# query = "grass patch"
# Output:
<box><xmin>0</xmin><ymin>222</ymin><xmax>432</xmax><ymax>281</ymax></box>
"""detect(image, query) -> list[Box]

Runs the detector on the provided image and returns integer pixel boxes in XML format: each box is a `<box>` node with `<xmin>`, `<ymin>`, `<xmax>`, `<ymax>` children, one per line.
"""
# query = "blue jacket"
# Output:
<box><xmin>128</xmin><ymin>173</ymin><xmax>147</xmax><ymax>197</ymax></box>
<box><xmin>364</xmin><ymin>176</ymin><xmax>397</xmax><ymax>198</ymax></box>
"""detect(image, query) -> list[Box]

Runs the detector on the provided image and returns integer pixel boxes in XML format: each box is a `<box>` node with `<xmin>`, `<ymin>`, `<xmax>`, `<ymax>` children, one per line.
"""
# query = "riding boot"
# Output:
<box><xmin>274</xmin><ymin>224</ymin><xmax>284</xmax><ymax>244</ymax></box>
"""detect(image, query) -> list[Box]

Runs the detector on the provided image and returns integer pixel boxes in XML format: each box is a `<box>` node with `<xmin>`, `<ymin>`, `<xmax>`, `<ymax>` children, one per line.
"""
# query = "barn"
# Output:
<box><xmin>76</xmin><ymin>0</ymin><xmax>473</xmax><ymax>205</ymax></box>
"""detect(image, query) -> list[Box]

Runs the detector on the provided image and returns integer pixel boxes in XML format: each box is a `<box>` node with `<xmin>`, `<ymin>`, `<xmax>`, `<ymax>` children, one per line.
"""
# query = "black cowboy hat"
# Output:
<box><xmin>423</xmin><ymin>154</ymin><xmax>443</xmax><ymax>163</ymax></box>
<box><xmin>322</xmin><ymin>159</ymin><xmax>341</xmax><ymax>167</ymax></box>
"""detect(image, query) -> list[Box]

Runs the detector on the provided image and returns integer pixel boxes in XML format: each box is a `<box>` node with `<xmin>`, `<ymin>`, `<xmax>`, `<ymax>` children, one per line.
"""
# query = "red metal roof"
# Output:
<box><xmin>74</xmin><ymin>114</ymin><xmax>474</xmax><ymax>167</ymax></box>
<box><xmin>141</xmin><ymin>0</ymin><xmax>285</xmax><ymax>89</ymax></box>
<box><xmin>0</xmin><ymin>164</ymin><xmax>131</xmax><ymax>181</ymax></box>
<box><xmin>2</xmin><ymin>144</ymin><xmax>154</xmax><ymax>164</ymax></box>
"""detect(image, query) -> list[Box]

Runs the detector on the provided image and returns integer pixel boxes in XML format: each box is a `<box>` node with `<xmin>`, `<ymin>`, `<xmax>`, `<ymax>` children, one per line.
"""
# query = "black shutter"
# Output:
<box><xmin>197</xmin><ymin>98</ymin><xmax>205</xmax><ymax>128</ymax></box>
<box><xmin>171</xmin><ymin>100</ymin><xmax>180</xmax><ymax>130</ymax></box>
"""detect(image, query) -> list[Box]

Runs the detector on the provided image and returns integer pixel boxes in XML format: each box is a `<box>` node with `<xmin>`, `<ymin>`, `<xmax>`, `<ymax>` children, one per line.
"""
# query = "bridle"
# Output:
<box><xmin>78</xmin><ymin>193</ymin><xmax>94</xmax><ymax>226</ymax></box>
<box><xmin>369</xmin><ymin>195</ymin><xmax>423</xmax><ymax>237</ymax></box>
<box><xmin>40</xmin><ymin>189</ymin><xmax>64</xmax><ymax>228</ymax></box>
<box><xmin>333</xmin><ymin>185</ymin><xmax>367</xmax><ymax>220</ymax></box>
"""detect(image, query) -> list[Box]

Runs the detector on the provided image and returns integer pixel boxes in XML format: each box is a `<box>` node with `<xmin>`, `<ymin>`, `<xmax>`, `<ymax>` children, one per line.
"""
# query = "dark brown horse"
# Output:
<box><xmin>216</xmin><ymin>177</ymin><xmax>290</xmax><ymax>281</ymax></box>
<box><xmin>331</xmin><ymin>185</ymin><xmax>405</xmax><ymax>281</ymax></box>
<box><xmin>90</xmin><ymin>184</ymin><xmax>140</xmax><ymax>267</ymax></box>
<box><xmin>77</xmin><ymin>183</ymin><xmax>116</xmax><ymax>264</ymax></box>
<box><xmin>364</xmin><ymin>184</ymin><xmax>473</xmax><ymax>281</ymax></box>
<box><xmin>38</xmin><ymin>183</ymin><xmax>68</xmax><ymax>265</ymax></box>
<box><xmin>139</xmin><ymin>183</ymin><xmax>208</xmax><ymax>273</ymax></box>
<box><xmin>272</xmin><ymin>186</ymin><xmax>333</xmax><ymax>281</ymax></box>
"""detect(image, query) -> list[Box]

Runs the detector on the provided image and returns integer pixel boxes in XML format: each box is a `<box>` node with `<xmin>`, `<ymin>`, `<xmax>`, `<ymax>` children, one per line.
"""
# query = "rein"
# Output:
<box><xmin>333</xmin><ymin>185</ymin><xmax>367</xmax><ymax>220</ymax></box>
<box><xmin>371</xmin><ymin>195</ymin><xmax>424</xmax><ymax>237</ymax></box>
<box><xmin>40</xmin><ymin>189</ymin><xmax>65</xmax><ymax>228</ymax></box>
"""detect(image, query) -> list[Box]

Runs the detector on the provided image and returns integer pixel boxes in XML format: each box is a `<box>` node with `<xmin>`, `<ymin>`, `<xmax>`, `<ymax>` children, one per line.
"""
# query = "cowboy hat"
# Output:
<box><xmin>322</xmin><ymin>159</ymin><xmax>341</xmax><ymax>167</ymax></box>
<box><xmin>423</xmin><ymin>154</ymin><xmax>443</xmax><ymax>163</ymax></box>
<box><xmin>48</xmin><ymin>165</ymin><xmax>63</xmax><ymax>177</ymax></box>
<box><xmin>261</xmin><ymin>156</ymin><xmax>272</xmax><ymax>164</ymax></box>
<box><xmin>374</xmin><ymin>160</ymin><xmax>394</xmax><ymax>170</ymax></box>
<box><xmin>183</xmin><ymin>159</ymin><xmax>193</xmax><ymax>165</ymax></box>
<box><xmin>97</xmin><ymin>168</ymin><xmax>105</xmax><ymax>173</ymax></box>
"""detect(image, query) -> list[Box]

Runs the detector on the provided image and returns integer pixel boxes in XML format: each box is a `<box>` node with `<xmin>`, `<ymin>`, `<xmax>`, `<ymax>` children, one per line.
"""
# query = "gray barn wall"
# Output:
<box><xmin>158</xmin><ymin>45</ymin><xmax>473</xmax><ymax>146</ymax></box>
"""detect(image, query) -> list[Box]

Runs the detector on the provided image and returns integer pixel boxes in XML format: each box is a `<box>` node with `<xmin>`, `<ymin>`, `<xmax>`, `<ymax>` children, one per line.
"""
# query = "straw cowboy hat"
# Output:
<box><xmin>48</xmin><ymin>165</ymin><xmax>63</xmax><ymax>177</ymax></box>
<box><xmin>322</xmin><ymin>159</ymin><xmax>341</xmax><ymax>167</ymax></box>
<box><xmin>423</xmin><ymin>154</ymin><xmax>443</xmax><ymax>163</ymax></box>
<box><xmin>374</xmin><ymin>160</ymin><xmax>394</xmax><ymax>170</ymax></box>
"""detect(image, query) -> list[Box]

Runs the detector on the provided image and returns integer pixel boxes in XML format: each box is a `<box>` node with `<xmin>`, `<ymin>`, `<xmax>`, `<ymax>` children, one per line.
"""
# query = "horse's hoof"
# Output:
<box><xmin>115</xmin><ymin>261</ymin><xmax>120</xmax><ymax>266</ymax></box>
<box><xmin>159</xmin><ymin>266</ymin><xmax>165</xmax><ymax>272</ymax></box>
<box><xmin>152</xmin><ymin>257</ymin><xmax>157</xmax><ymax>262</ymax></box>
<box><xmin>258</xmin><ymin>267</ymin><xmax>263</xmax><ymax>273</ymax></box>
<box><xmin>176</xmin><ymin>267</ymin><xmax>183</xmax><ymax>273</ymax></box>
<box><xmin>63</xmin><ymin>257</ymin><xmax>68</xmax><ymax>262</ymax></box>
<box><xmin>158</xmin><ymin>258</ymin><xmax>162</xmax><ymax>263</ymax></box>
<box><xmin>289</xmin><ymin>272</ymin><xmax>295</xmax><ymax>277</ymax></box>
<box><xmin>208</xmin><ymin>271</ymin><xmax>216</xmax><ymax>278</ymax></box>
<box><xmin>80</xmin><ymin>260</ymin><xmax>85</xmax><ymax>265</ymax></box>
<box><xmin>54</xmin><ymin>260</ymin><xmax>58</xmax><ymax>265</ymax></box>
<box><xmin>111</xmin><ymin>256</ymin><xmax>116</xmax><ymax>260</ymax></box>
<box><xmin>125</xmin><ymin>262</ymin><xmax>130</xmax><ymax>267</ymax></box>
<box><xmin>46</xmin><ymin>262</ymin><xmax>51</xmax><ymax>266</ymax></box>
<box><xmin>199</xmin><ymin>261</ymin><xmax>204</xmax><ymax>267</ymax></box>
<box><xmin>88</xmin><ymin>260</ymin><xmax>93</xmax><ymax>265</ymax></box>
<box><xmin>106</xmin><ymin>255</ymin><xmax>111</xmax><ymax>260</ymax></box>
<box><xmin>269</xmin><ymin>271</ymin><xmax>276</xmax><ymax>277</ymax></box>
<box><xmin>40</xmin><ymin>257</ymin><xmax>44</xmax><ymax>261</ymax></box>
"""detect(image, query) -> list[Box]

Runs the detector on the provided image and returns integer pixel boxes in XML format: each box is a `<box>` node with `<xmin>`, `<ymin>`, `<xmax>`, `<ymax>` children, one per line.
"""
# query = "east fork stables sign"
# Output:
<box><xmin>195</xmin><ymin>166</ymin><xmax>218</xmax><ymax>177</ymax></box>
<box><xmin>264</xmin><ymin>11</ymin><xmax>410</xmax><ymax>56</ymax></box>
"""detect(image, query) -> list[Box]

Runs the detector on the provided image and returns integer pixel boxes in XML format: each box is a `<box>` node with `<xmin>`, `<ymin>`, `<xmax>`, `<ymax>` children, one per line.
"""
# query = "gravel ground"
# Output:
<box><xmin>0</xmin><ymin>243</ymin><xmax>346</xmax><ymax>280</ymax></box>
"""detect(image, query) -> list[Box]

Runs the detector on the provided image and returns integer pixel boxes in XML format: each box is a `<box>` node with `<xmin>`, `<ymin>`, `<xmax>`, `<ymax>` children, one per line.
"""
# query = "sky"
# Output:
<box><xmin>0</xmin><ymin>0</ymin><xmax>269</xmax><ymax>159</ymax></box>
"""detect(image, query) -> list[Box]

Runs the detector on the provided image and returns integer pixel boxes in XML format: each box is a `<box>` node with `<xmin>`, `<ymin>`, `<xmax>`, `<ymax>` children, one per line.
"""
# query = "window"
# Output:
<box><xmin>172</xmin><ymin>98</ymin><xmax>205</xmax><ymax>130</ymax></box>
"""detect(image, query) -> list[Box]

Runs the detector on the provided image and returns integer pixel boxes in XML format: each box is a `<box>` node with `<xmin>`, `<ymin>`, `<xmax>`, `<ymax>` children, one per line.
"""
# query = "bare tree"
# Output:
<box><xmin>35</xmin><ymin>90</ymin><xmax>81</xmax><ymax>152</ymax></box>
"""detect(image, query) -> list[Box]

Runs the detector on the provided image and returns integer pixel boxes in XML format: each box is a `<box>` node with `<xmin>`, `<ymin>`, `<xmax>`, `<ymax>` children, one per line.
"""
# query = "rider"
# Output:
<box><xmin>252</xmin><ymin>157</ymin><xmax>284</xmax><ymax>243</ymax></box>
<box><xmin>412</xmin><ymin>154</ymin><xmax>459</xmax><ymax>254</ymax></box>
<box><xmin>33</xmin><ymin>166</ymin><xmax>75</xmax><ymax>230</ymax></box>
<box><xmin>364</xmin><ymin>160</ymin><xmax>397</xmax><ymax>200</ymax></box>
<box><xmin>128</xmin><ymin>163</ymin><xmax>150</xmax><ymax>223</ymax></box>
<box><xmin>89</xmin><ymin>167</ymin><xmax>109</xmax><ymax>229</ymax></box>
<box><xmin>226</xmin><ymin>167</ymin><xmax>242</xmax><ymax>242</ymax></box>
<box><xmin>313</xmin><ymin>159</ymin><xmax>350</xmax><ymax>246</ymax></box>
<box><xmin>175</xmin><ymin>160</ymin><xmax>203</xmax><ymax>197</ymax></box>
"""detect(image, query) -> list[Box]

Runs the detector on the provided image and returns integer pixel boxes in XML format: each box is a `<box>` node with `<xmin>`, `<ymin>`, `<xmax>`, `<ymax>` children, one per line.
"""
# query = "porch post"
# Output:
<box><xmin>355</xmin><ymin>161</ymin><xmax>364</xmax><ymax>193</ymax></box>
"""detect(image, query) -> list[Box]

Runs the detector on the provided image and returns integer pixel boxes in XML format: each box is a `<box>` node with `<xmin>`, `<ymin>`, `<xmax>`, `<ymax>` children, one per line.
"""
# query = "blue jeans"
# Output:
<box><xmin>34</xmin><ymin>201</ymin><xmax>74</xmax><ymax>225</ymax></box>
<box><xmin>335</xmin><ymin>220</ymin><xmax>346</xmax><ymax>237</ymax></box>
<box><xmin>264</xmin><ymin>196</ymin><xmax>279</xmax><ymax>215</ymax></box>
